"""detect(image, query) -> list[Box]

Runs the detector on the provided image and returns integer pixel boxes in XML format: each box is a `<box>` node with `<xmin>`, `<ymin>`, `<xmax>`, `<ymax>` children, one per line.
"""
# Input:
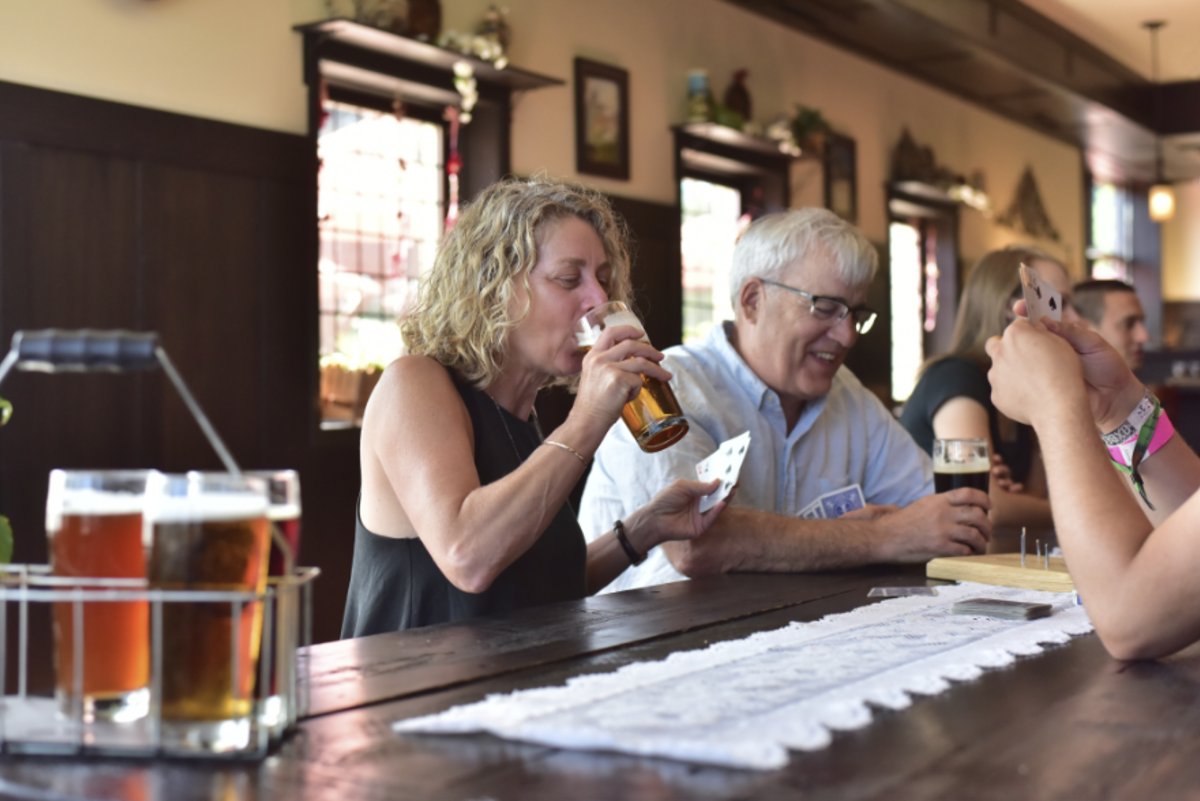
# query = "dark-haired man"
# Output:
<box><xmin>1073</xmin><ymin>280</ymin><xmax>1149</xmax><ymax>369</ymax></box>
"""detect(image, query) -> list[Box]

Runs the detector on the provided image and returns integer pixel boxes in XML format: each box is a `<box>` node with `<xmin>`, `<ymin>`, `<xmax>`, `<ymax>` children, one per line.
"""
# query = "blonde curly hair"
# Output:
<box><xmin>401</xmin><ymin>177</ymin><xmax>633</xmax><ymax>389</ymax></box>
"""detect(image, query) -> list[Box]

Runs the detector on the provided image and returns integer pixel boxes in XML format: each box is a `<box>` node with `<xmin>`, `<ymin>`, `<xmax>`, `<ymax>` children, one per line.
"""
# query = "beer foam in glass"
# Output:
<box><xmin>575</xmin><ymin>302</ymin><xmax>690</xmax><ymax>453</ymax></box>
<box><xmin>933</xmin><ymin>438</ymin><xmax>991</xmax><ymax>494</ymax></box>
<box><xmin>143</xmin><ymin>472</ymin><xmax>270</xmax><ymax>753</ymax></box>
<box><xmin>46</xmin><ymin>470</ymin><xmax>151</xmax><ymax>723</ymax></box>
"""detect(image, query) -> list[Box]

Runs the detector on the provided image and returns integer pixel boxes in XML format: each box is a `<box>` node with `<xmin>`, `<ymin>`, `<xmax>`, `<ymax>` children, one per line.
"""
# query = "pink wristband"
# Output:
<box><xmin>1145</xmin><ymin>410</ymin><xmax>1175</xmax><ymax>460</ymax></box>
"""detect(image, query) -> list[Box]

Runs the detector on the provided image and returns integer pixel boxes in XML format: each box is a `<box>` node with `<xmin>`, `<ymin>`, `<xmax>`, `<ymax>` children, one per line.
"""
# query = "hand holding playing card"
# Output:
<box><xmin>622</xmin><ymin>477</ymin><xmax>732</xmax><ymax>555</ymax></box>
<box><xmin>695</xmin><ymin>432</ymin><xmax>751</xmax><ymax>513</ymax></box>
<box><xmin>986</xmin><ymin>318</ymin><xmax>1088</xmax><ymax>426</ymax></box>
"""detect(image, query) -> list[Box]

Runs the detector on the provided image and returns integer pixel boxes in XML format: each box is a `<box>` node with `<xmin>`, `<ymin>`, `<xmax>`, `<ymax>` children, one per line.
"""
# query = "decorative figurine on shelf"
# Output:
<box><xmin>438</xmin><ymin>5</ymin><xmax>509</xmax><ymax>68</ymax></box>
<box><xmin>477</xmin><ymin>5</ymin><xmax>511</xmax><ymax>51</ymax></box>
<box><xmin>687</xmin><ymin>69</ymin><xmax>710</xmax><ymax>124</ymax></box>
<box><xmin>408</xmin><ymin>0</ymin><xmax>442</xmax><ymax>41</ymax></box>
<box><xmin>723</xmin><ymin>69</ymin><xmax>751</xmax><ymax>124</ymax></box>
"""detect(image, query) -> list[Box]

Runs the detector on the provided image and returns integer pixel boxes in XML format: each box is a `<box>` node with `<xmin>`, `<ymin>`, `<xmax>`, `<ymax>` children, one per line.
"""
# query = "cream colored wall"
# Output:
<box><xmin>1161</xmin><ymin>180</ymin><xmax>1200</xmax><ymax>300</ymax></box>
<box><xmin>1</xmin><ymin>0</ymin><xmax>1082</xmax><ymax>270</ymax></box>
<box><xmin>445</xmin><ymin>0</ymin><xmax>1084</xmax><ymax>272</ymax></box>
<box><xmin>0</xmin><ymin>0</ymin><xmax>319</xmax><ymax>134</ymax></box>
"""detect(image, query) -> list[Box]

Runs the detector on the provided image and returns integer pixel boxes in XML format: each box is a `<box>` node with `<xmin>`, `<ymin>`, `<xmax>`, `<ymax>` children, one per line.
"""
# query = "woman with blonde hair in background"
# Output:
<box><xmin>342</xmin><ymin>177</ymin><xmax>730</xmax><ymax>637</ymax></box>
<box><xmin>899</xmin><ymin>245</ymin><xmax>1079</xmax><ymax>550</ymax></box>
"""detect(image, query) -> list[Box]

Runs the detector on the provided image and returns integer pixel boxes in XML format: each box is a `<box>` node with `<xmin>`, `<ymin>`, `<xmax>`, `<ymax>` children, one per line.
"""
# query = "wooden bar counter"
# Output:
<box><xmin>3</xmin><ymin>566</ymin><xmax>1200</xmax><ymax>800</ymax></box>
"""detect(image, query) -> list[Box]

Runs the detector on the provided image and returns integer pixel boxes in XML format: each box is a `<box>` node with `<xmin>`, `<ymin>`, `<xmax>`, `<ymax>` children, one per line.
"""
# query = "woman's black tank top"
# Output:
<box><xmin>340</xmin><ymin>371</ymin><xmax>588</xmax><ymax>637</ymax></box>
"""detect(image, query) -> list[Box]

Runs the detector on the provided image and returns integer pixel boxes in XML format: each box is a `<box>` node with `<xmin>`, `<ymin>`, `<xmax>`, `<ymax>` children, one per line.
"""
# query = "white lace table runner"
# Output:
<box><xmin>394</xmin><ymin>582</ymin><xmax>1092</xmax><ymax>770</ymax></box>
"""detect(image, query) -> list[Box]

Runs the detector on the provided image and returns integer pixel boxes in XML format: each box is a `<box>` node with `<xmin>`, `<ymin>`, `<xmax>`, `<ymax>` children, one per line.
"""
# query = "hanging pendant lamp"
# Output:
<box><xmin>1145</xmin><ymin>21</ymin><xmax>1175</xmax><ymax>222</ymax></box>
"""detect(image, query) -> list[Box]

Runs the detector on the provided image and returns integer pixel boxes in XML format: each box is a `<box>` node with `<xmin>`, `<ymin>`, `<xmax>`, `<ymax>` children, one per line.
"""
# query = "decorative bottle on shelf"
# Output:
<box><xmin>723</xmin><ymin>69</ymin><xmax>751</xmax><ymax>123</ymax></box>
<box><xmin>687</xmin><ymin>70</ymin><xmax>711</xmax><ymax>124</ymax></box>
<box><xmin>408</xmin><ymin>0</ymin><xmax>442</xmax><ymax>41</ymax></box>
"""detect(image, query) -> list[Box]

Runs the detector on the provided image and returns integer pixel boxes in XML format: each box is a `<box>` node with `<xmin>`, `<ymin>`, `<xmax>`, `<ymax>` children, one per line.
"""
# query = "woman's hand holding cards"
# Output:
<box><xmin>986</xmin><ymin>319</ymin><xmax>1088</xmax><ymax>427</ymax></box>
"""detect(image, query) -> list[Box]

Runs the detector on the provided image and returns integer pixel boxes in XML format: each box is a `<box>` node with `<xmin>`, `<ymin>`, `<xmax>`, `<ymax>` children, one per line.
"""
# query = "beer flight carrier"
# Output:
<box><xmin>0</xmin><ymin>330</ymin><xmax>320</xmax><ymax>759</ymax></box>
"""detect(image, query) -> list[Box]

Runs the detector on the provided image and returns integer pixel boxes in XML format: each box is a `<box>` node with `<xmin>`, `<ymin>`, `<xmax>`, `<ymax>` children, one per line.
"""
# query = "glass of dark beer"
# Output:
<box><xmin>933</xmin><ymin>438</ymin><xmax>991</xmax><ymax>494</ymax></box>
<box><xmin>143</xmin><ymin>471</ymin><xmax>270</xmax><ymax>753</ymax></box>
<box><xmin>575</xmin><ymin>301</ymin><xmax>689</xmax><ymax>453</ymax></box>
<box><xmin>46</xmin><ymin>470</ymin><xmax>151</xmax><ymax>723</ymax></box>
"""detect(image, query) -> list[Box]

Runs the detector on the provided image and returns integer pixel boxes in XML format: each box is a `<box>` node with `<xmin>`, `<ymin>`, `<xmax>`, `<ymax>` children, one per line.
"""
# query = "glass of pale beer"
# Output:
<box><xmin>933</xmin><ymin>438</ymin><xmax>990</xmax><ymax>494</ymax></box>
<box><xmin>46</xmin><ymin>470</ymin><xmax>151</xmax><ymax>723</ymax></box>
<box><xmin>143</xmin><ymin>471</ymin><xmax>270</xmax><ymax>752</ymax></box>
<box><xmin>575</xmin><ymin>301</ymin><xmax>689</xmax><ymax>453</ymax></box>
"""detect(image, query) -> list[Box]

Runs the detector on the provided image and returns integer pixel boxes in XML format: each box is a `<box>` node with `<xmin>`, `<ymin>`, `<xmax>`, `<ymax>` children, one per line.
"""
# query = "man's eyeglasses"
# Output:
<box><xmin>760</xmin><ymin>279</ymin><xmax>878</xmax><ymax>335</ymax></box>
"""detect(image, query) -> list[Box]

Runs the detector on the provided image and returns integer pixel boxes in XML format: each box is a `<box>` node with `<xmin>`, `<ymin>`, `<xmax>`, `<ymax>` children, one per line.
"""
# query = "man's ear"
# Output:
<box><xmin>739</xmin><ymin>278</ymin><xmax>764</xmax><ymax>325</ymax></box>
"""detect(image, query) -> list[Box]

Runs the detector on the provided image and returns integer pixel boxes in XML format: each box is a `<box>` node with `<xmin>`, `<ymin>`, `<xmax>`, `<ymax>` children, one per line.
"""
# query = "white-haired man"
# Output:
<box><xmin>579</xmin><ymin>208</ymin><xmax>992</xmax><ymax>591</ymax></box>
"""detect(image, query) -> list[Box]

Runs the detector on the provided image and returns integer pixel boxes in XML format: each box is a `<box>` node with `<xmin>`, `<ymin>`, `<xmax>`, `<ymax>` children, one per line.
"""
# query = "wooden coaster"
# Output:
<box><xmin>926</xmin><ymin>553</ymin><xmax>1074</xmax><ymax>593</ymax></box>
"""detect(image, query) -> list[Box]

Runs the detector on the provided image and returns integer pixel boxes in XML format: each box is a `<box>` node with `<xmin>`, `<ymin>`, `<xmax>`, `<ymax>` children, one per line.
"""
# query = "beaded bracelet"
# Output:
<box><xmin>613</xmin><ymin>519</ymin><xmax>645</xmax><ymax>566</ymax></box>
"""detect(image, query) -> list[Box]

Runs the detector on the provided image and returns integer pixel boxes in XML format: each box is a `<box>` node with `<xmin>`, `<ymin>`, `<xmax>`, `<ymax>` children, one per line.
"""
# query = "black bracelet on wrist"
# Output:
<box><xmin>613</xmin><ymin>519</ymin><xmax>645</xmax><ymax>566</ymax></box>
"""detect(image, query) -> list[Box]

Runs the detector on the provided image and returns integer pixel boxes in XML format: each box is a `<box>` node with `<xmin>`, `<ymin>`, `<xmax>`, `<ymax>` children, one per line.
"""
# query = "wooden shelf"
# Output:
<box><xmin>295</xmin><ymin>19</ymin><xmax>564</xmax><ymax>93</ymax></box>
<box><xmin>675</xmin><ymin>123</ymin><xmax>804</xmax><ymax>158</ymax></box>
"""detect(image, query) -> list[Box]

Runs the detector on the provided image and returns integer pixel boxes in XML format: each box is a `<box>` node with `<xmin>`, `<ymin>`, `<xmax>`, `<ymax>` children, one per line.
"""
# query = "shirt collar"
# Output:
<box><xmin>710</xmin><ymin>321</ymin><xmax>832</xmax><ymax>437</ymax></box>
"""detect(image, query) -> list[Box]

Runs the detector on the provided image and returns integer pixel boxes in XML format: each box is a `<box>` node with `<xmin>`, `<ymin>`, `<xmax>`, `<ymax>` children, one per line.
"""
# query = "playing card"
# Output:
<box><xmin>798</xmin><ymin>499</ymin><xmax>825</xmax><ymax>519</ymax></box>
<box><xmin>695</xmin><ymin>432</ymin><xmax>751</xmax><ymax>514</ymax></box>
<box><xmin>867</xmin><ymin>586</ymin><xmax>938</xmax><ymax>597</ymax></box>
<box><xmin>818</xmin><ymin>484</ymin><xmax>865</xmax><ymax>518</ymax></box>
<box><xmin>1019</xmin><ymin>262</ymin><xmax>1062</xmax><ymax>325</ymax></box>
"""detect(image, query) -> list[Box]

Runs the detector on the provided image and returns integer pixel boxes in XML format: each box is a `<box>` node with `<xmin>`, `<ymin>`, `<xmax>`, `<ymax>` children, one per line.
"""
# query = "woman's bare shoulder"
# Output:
<box><xmin>364</xmin><ymin>355</ymin><xmax>468</xmax><ymax>431</ymax></box>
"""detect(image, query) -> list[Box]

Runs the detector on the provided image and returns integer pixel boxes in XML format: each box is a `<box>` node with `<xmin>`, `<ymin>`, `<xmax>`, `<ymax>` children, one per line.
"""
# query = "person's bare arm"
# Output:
<box><xmin>1043</xmin><ymin>318</ymin><xmax>1200</xmax><ymax>527</ymax></box>
<box><xmin>932</xmin><ymin>396</ymin><xmax>1052</xmax><ymax>529</ymax></box>
<box><xmin>989</xmin><ymin>318</ymin><xmax>1200</xmax><ymax>659</ymax></box>
<box><xmin>660</xmin><ymin>487</ymin><xmax>991</xmax><ymax>575</ymax></box>
<box><xmin>367</xmin><ymin>327</ymin><xmax>678</xmax><ymax>594</ymax></box>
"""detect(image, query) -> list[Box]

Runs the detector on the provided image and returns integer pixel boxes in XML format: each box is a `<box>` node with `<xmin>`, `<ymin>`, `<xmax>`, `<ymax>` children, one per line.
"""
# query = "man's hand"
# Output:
<box><xmin>839</xmin><ymin>503</ymin><xmax>899</xmax><ymax>521</ymax></box>
<box><xmin>870</xmin><ymin>489</ymin><xmax>992</xmax><ymax>562</ymax></box>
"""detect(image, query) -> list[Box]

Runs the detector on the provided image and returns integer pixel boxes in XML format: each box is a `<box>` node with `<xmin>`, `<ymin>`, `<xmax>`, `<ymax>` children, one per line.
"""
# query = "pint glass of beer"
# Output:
<box><xmin>143</xmin><ymin>472</ymin><xmax>270</xmax><ymax>752</ymax></box>
<box><xmin>46</xmin><ymin>470</ymin><xmax>150</xmax><ymax>723</ymax></box>
<box><xmin>575</xmin><ymin>301</ymin><xmax>689</xmax><ymax>453</ymax></box>
<box><xmin>933</xmin><ymin>438</ymin><xmax>990</xmax><ymax>494</ymax></box>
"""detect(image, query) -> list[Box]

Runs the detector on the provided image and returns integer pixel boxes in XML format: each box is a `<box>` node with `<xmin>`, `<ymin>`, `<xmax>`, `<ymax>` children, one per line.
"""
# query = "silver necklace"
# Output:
<box><xmin>488</xmin><ymin>393</ymin><xmax>542</xmax><ymax>463</ymax></box>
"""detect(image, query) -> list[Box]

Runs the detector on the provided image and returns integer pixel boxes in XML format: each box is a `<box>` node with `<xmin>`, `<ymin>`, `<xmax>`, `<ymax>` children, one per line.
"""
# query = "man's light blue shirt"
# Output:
<box><xmin>579</xmin><ymin>321</ymin><xmax>934</xmax><ymax>593</ymax></box>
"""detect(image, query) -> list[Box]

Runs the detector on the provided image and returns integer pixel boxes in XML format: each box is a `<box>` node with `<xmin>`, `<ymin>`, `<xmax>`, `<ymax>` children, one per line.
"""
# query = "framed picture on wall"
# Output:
<box><xmin>824</xmin><ymin>133</ymin><xmax>857</xmax><ymax>223</ymax></box>
<box><xmin>574</xmin><ymin>58</ymin><xmax>630</xmax><ymax>180</ymax></box>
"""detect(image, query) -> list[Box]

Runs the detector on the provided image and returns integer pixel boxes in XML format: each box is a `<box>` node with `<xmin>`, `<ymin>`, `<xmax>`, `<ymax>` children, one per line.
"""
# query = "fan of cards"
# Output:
<box><xmin>799</xmin><ymin>484</ymin><xmax>865</xmax><ymax>519</ymax></box>
<box><xmin>695</xmin><ymin>432</ymin><xmax>751</xmax><ymax>514</ymax></box>
<box><xmin>951</xmin><ymin>598</ymin><xmax>1052</xmax><ymax>620</ymax></box>
<box><xmin>1019</xmin><ymin>262</ymin><xmax>1062</xmax><ymax>325</ymax></box>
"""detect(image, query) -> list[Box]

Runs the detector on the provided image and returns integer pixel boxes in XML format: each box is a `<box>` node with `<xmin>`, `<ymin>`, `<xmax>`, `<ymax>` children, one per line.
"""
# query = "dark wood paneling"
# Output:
<box><xmin>0</xmin><ymin>81</ymin><xmax>365</xmax><ymax>652</ymax></box>
<box><xmin>0</xmin><ymin>79</ymin><xmax>312</xmax><ymax>183</ymax></box>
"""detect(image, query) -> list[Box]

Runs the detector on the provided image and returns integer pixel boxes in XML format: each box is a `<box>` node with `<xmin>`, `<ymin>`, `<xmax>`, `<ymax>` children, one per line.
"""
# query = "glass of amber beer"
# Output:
<box><xmin>575</xmin><ymin>301</ymin><xmax>689</xmax><ymax>453</ymax></box>
<box><xmin>143</xmin><ymin>471</ymin><xmax>270</xmax><ymax>752</ymax></box>
<box><xmin>46</xmin><ymin>470</ymin><xmax>150</xmax><ymax>723</ymax></box>
<box><xmin>933</xmin><ymin>438</ymin><xmax>991</xmax><ymax>494</ymax></box>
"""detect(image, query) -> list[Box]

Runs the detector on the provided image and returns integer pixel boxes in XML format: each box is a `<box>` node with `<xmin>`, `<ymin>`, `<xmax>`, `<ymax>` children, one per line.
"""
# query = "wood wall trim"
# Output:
<box><xmin>0</xmin><ymin>80</ymin><xmax>312</xmax><ymax>183</ymax></box>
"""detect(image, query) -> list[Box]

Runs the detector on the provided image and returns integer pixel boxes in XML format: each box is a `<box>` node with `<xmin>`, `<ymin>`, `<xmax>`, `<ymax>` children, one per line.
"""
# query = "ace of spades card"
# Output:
<box><xmin>695</xmin><ymin>432</ymin><xmax>751</xmax><ymax>514</ymax></box>
<box><xmin>1019</xmin><ymin>262</ymin><xmax>1062</xmax><ymax>325</ymax></box>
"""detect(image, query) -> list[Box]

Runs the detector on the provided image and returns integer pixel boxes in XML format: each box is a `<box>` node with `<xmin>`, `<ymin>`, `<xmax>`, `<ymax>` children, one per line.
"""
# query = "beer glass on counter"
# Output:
<box><xmin>143</xmin><ymin>472</ymin><xmax>270</xmax><ymax>752</ymax></box>
<box><xmin>46</xmin><ymin>470</ymin><xmax>150</xmax><ymax>723</ymax></box>
<box><xmin>575</xmin><ymin>301</ymin><xmax>689</xmax><ymax>453</ymax></box>
<box><xmin>933</xmin><ymin>438</ymin><xmax>990</xmax><ymax>494</ymax></box>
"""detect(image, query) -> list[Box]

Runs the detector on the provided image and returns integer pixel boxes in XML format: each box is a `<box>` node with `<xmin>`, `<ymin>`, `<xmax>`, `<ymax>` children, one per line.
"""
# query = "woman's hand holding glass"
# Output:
<box><xmin>572</xmin><ymin>323</ymin><xmax>673</xmax><ymax>430</ymax></box>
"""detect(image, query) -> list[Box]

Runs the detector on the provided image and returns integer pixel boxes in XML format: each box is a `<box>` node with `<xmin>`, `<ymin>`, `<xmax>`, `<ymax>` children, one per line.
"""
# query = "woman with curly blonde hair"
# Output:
<box><xmin>343</xmin><ymin>178</ymin><xmax>729</xmax><ymax>636</ymax></box>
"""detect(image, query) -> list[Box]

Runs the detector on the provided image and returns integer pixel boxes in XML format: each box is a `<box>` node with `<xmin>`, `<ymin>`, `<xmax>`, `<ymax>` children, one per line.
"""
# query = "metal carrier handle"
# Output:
<box><xmin>0</xmin><ymin>329</ymin><xmax>240</xmax><ymax>475</ymax></box>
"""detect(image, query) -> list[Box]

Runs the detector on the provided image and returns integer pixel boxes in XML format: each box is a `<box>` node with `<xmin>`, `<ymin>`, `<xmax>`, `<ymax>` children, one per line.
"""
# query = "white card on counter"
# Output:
<box><xmin>1019</xmin><ymin>262</ymin><xmax>1062</xmax><ymax>325</ymax></box>
<box><xmin>695</xmin><ymin>432</ymin><xmax>751</xmax><ymax>514</ymax></box>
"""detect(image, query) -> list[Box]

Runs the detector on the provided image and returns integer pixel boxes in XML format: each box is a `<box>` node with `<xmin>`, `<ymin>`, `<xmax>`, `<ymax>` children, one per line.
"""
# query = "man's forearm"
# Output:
<box><xmin>660</xmin><ymin>506</ymin><xmax>883</xmax><ymax>575</ymax></box>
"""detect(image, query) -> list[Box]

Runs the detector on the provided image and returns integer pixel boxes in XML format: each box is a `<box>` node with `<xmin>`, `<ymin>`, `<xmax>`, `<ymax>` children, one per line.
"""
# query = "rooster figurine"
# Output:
<box><xmin>723</xmin><ymin>69</ymin><xmax>751</xmax><ymax>123</ymax></box>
